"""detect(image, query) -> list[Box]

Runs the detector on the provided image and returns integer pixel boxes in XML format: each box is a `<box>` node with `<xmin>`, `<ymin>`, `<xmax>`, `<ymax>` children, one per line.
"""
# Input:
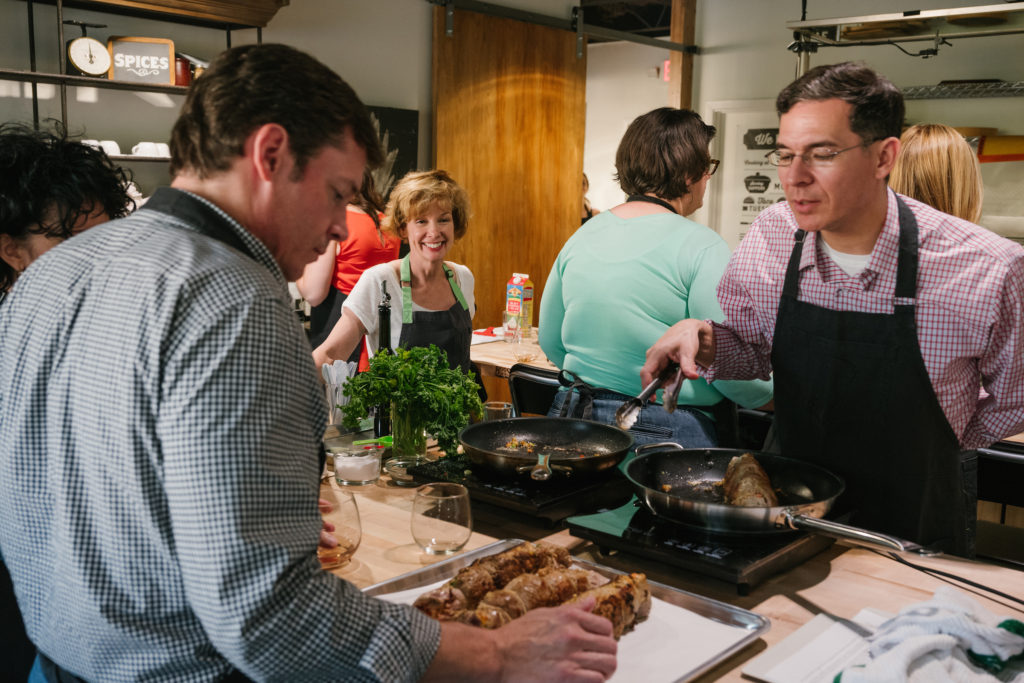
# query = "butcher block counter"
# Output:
<box><xmin>321</xmin><ymin>472</ymin><xmax>1024</xmax><ymax>683</ymax></box>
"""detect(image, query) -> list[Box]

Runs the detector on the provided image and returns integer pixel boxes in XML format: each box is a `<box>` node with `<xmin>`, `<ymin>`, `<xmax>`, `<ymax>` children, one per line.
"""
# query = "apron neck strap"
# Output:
<box><xmin>626</xmin><ymin>194</ymin><xmax>678</xmax><ymax>215</ymax></box>
<box><xmin>400</xmin><ymin>254</ymin><xmax>470</xmax><ymax>324</ymax></box>
<box><xmin>893</xmin><ymin>196</ymin><xmax>919</xmax><ymax>300</ymax></box>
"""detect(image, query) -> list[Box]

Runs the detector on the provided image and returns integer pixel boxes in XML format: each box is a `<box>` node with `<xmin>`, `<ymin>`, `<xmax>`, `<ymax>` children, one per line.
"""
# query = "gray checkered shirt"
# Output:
<box><xmin>0</xmin><ymin>188</ymin><xmax>440</xmax><ymax>681</ymax></box>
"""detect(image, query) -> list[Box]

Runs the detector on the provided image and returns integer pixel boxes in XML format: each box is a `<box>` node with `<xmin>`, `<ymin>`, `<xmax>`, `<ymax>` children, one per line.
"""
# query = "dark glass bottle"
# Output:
<box><xmin>373</xmin><ymin>281</ymin><xmax>392</xmax><ymax>438</ymax></box>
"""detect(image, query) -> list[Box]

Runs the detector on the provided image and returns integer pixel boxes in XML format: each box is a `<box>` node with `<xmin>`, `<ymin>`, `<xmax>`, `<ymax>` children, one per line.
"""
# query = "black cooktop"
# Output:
<box><xmin>568</xmin><ymin>502</ymin><xmax>841</xmax><ymax>595</ymax></box>
<box><xmin>407</xmin><ymin>459</ymin><xmax>633</xmax><ymax>523</ymax></box>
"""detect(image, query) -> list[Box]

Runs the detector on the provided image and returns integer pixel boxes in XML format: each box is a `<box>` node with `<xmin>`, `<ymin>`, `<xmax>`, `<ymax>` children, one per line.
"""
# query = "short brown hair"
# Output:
<box><xmin>169</xmin><ymin>44</ymin><xmax>382</xmax><ymax>179</ymax></box>
<box><xmin>614</xmin><ymin>108</ymin><xmax>716</xmax><ymax>200</ymax></box>
<box><xmin>382</xmin><ymin>170</ymin><xmax>470</xmax><ymax>240</ymax></box>
<box><xmin>776</xmin><ymin>62</ymin><xmax>904</xmax><ymax>144</ymax></box>
<box><xmin>890</xmin><ymin>124</ymin><xmax>983</xmax><ymax>223</ymax></box>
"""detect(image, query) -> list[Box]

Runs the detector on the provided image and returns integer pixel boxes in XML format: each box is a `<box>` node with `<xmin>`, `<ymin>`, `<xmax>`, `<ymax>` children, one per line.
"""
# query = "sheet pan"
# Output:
<box><xmin>363</xmin><ymin>539</ymin><xmax>770</xmax><ymax>682</ymax></box>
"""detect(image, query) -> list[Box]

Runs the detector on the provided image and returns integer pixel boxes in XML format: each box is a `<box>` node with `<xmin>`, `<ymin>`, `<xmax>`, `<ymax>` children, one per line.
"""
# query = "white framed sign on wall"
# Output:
<box><xmin>704</xmin><ymin>100</ymin><xmax>787</xmax><ymax>251</ymax></box>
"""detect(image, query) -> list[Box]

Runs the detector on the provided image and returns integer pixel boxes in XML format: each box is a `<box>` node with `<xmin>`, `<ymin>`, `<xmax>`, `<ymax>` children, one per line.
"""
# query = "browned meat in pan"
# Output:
<box><xmin>723</xmin><ymin>452</ymin><xmax>778</xmax><ymax>507</ymax></box>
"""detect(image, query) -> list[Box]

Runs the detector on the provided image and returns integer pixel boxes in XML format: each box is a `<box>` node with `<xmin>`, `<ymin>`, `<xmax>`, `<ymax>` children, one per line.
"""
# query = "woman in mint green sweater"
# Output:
<box><xmin>538</xmin><ymin>107</ymin><xmax>772</xmax><ymax>447</ymax></box>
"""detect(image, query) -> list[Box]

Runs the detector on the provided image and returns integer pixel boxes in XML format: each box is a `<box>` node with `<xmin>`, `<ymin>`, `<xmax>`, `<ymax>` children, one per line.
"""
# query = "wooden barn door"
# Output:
<box><xmin>432</xmin><ymin>6</ymin><xmax>586</xmax><ymax>329</ymax></box>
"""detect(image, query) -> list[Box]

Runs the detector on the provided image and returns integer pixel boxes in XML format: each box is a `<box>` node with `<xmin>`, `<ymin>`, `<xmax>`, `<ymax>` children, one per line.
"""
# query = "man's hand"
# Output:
<box><xmin>641</xmin><ymin>319</ymin><xmax>715</xmax><ymax>387</ymax></box>
<box><xmin>426</xmin><ymin>597</ymin><xmax>617</xmax><ymax>682</ymax></box>
<box><xmin>318</xmin><ymin>498</ymin><xmax>337</xmax><ymax>548</ymax></box>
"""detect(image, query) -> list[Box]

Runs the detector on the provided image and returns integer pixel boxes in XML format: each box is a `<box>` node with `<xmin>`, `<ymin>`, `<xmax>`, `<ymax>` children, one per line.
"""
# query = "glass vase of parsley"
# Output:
<box><xmin>340</xmin><ymin>345</ymin><xmax>484</xmax><ymax>483</ymax></box>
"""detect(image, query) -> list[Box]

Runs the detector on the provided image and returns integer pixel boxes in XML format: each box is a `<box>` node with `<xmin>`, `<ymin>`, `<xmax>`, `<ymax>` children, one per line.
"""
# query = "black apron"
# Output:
<box><xmin>770</xmin><ymin>197</ymin><xmax>976</xmax><ymax>556</ymax></box>
<box><xmin>397</xmin><ymin>255</ymin><xmax>472</xmax><ymax>373</ymax></box>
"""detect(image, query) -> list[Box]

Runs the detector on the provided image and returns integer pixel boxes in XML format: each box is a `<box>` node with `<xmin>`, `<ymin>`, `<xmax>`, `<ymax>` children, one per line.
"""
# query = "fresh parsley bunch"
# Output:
<box><xmin>340</xmin><ymin>345</ymin><xmax>484</xmax><ymax>456</ymax></box>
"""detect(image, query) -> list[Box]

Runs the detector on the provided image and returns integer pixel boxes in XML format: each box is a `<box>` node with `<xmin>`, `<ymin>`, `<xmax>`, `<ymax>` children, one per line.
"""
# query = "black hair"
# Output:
<box><xmin>0</xmin><ymin>121</ymin><xmax>134</xmax><ymax>291</ymax></box>
<box><xmin>776</xmin><ymin>62</ymin><xmax>905</xmax><ymax>143</ymax></box>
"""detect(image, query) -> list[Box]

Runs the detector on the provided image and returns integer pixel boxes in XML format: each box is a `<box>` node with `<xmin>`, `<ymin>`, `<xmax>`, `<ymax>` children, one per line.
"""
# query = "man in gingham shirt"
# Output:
<box><xmin>0</xmin><ymin>45</ymin><xmax>617</xmax><ymax>682</ymax></box>
<box><xmin>642</xmin><ymin>62</ymin><xmax>1024</xmax><ymax>557</ymax></box>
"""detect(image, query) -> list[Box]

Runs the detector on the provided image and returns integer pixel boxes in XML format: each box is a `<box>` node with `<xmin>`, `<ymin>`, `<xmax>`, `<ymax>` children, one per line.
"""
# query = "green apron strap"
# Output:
<box><xmin>400</xmin><ymin>255</ymin><xmax>470</xmax><ymax>324</ymax></box>
<box><xmin>400</xmin><ymin>255</ymin><xmax>414</xmax><ymax>324</ymax></box>
<box><xmin>443</xmin><ymin>262</ymin><xmax>470</xmax><ymax>311</ymax></box>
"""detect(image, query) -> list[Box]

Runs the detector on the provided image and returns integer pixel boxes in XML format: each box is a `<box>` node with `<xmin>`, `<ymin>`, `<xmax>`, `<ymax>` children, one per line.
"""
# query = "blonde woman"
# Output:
<box><xmin>313</xmin><ymin>169</ymin><xmax>475</xmax><ymax>372</ymax></box>
<box><xmin>890</xmin><ymin>123</ymin><xmax>983</xmax><ymax>223</ymax></box>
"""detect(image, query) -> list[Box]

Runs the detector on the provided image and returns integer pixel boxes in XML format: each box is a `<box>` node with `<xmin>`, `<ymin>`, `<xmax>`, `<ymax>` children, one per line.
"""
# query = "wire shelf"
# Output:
<box><xmin>903</xmin><ymin>81</ymin><xmax>1024</xmax><ymax>100</ymax></box>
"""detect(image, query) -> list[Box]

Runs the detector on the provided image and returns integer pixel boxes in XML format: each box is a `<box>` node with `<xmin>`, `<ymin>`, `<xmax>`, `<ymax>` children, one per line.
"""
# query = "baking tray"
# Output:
<box><xmin>364</xmin><ymin>539</ymin><xmax>770</xmax><ymax>682</ymax></box>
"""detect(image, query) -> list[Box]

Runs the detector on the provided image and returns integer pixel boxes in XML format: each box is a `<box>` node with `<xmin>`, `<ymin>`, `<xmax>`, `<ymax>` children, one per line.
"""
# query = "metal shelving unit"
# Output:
<box><xmin>902</xmin><ymin>80</ymin><xmax>1024</xmax><ymax>100</ymax></box>
<box><xmin>8</xmin><ymin>0</ymin><xmax>262</xmax><ymax>133</ymax></box>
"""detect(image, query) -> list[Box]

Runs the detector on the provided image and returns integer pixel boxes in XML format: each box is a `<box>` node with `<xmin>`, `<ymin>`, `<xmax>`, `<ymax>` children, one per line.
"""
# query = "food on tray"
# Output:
<box><xmin>723</xmin><ymin>452</ymin><xmax>778</xmax><ymax>507</ymax></box>
<box><xmin>412</xmin><ymin>542</ymin><xmax>651</xmax><ymax>640</ymax></box>
<box><xmin>413</xmin><ymin>541</ymin><xmax>571</xmax><ymax>618</ymax></box>
<box><xmin>455</xmin><ymin>566</ymin><xmax>606</xmax><ymax>627</ymax></box>
<box><xmin>566</xmin><ymin>572</ymin><xmax>652</xmax><ymax>638</ymax></box>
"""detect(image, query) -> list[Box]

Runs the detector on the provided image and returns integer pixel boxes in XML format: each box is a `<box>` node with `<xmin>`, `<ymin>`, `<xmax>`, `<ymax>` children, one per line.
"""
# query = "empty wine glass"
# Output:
<box><xmin>411</xmin><ymin>483</ymin><xmax>472</xmax><ymax>555</ymax></box>
<box><xmin>511</xmin><ymin>324</ymin><xmax>537</xmax><ymax>363</ymax></box>
<box><xmin>317</xmin><ymin>490</ymin><xmax>361</xmax><ymax>569</ymax></box>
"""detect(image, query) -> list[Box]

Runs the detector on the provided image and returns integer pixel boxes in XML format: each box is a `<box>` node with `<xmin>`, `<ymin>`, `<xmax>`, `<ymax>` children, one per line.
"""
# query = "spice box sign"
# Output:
<box><xmin>107</xmin><ymin>37</ymin><xmax>175</xmax><ymax>84</ymax></box>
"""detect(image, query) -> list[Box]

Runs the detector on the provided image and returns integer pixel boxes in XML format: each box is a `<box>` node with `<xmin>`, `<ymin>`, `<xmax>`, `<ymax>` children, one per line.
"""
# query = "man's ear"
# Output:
<box><xmin>0</xmin><ymin>233</ymin><xmax>31</xmax><ymax>273</ymax></box>
<box><xmin>876</xmin><ymin>136</ymin><xmax>901</xmax><ymax>180</ymax></box>
<box><xmin>249</xmin><ymin>123</ymin><xmax>292</xmax><ymax>182</ymax></box>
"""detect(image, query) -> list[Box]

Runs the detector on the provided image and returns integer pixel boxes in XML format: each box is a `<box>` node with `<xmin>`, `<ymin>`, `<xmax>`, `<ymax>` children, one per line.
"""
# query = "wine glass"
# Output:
<box><xmin>411</xmin><ymin>483</ymin><xmax>472</xmax><ymax>555</ymax></box>
<box><xmin>317</xmin><ymin>490</ymin><xmax>362</xmax><ymax>569</ymax></box>
<box><xmin>511</xmin><ymin>324</ymin><xmax>538</xmax><ymax>363</ymax></box>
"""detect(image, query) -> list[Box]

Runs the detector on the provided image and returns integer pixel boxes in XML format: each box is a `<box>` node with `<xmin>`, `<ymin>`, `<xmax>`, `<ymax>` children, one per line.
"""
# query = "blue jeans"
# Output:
<box><xmin>548</xmin><ymin>389</ymin><xmax>717</xmax><ymax>448</ymax></box>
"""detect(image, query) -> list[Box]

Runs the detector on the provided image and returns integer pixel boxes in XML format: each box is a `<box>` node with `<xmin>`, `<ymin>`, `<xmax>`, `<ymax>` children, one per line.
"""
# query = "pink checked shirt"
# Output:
<box><xmin>707</xmin><ymin>189</ymin><xmax>1024</xmax><ymax>449</ymax></box>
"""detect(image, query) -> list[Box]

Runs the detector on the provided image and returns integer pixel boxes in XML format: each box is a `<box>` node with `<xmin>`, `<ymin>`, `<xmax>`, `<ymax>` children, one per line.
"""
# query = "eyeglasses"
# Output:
<box><xmin>765</xmin><ymin>139</ymin><xmax>880</xmax><ymax>168</ymax></box>
<box><xmin>706</xmin><ymin>159</ymin><xmax>720</xmax><ymax>176</ymax></box>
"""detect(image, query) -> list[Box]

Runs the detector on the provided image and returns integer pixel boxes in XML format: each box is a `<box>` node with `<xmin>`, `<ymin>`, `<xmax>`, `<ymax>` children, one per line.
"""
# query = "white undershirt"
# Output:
<box><xmin>819</xmin><ymin>237</ymin><xmax>871</xmax><ymax>277</ymax></box>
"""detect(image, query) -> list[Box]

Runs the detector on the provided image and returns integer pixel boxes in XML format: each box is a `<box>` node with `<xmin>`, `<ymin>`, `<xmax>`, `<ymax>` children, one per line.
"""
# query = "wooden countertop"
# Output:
<box><xmin>321</xmin><ymin>470</ymin><xmax>1024</xmax><ymax>682</ymax></box>
<box><xmin>470</xmin><ymin>328</ymin><xmax>557</xmax><ymax>379</ymax></box>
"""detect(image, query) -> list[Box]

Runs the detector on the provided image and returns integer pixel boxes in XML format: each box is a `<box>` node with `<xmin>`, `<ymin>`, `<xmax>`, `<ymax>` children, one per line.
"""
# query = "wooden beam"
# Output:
<box><xmin>668</xmin><ymin>0</ymin><xmax>695</xmax><ymax>110</ymax></box>
<box><xmin>74</xmin><ymin>0</ymin><xmax>287</xmax><ymax>27</ymax></box>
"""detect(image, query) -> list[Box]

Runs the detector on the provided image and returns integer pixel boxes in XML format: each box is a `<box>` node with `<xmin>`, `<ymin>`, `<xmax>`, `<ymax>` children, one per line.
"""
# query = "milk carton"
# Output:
<box><xmin>505</xmin><ymin>273</ymin><xmax>534</xmax><ymax>340</ymax></box>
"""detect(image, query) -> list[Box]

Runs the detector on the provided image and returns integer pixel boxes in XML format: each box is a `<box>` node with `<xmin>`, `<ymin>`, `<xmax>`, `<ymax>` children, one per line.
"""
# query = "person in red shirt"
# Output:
<box><xmin>296</xmin><ymin>170</ymin><xmax>399</xmax><ymax>357</ymax></box>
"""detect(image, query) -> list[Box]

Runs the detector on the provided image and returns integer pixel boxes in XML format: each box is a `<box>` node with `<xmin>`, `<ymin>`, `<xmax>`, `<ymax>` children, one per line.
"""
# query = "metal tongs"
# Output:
<box><xmin>614</xmin><ymin>362</ymin><xmax>681</xmax><ymax>430</ymax></box>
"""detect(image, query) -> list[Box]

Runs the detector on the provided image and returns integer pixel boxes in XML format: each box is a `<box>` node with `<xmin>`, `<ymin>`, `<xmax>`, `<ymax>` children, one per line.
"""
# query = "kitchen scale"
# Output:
<box><xmin>567</xmin><ymin>500</ymin><xmax>842</xmax><ymax>595</ymax></box>
<box><xmin>407</xmin><ymin>460</ymin><xmax>633</xmax><ymax>524</ymax></box>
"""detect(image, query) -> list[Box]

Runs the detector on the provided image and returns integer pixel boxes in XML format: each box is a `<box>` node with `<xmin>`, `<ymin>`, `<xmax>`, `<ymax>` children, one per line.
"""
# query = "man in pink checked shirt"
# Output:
<box><xmin>641</xmin><ymin>62</ymin><xmax>1024</xmax><ymax>557</ymax></box>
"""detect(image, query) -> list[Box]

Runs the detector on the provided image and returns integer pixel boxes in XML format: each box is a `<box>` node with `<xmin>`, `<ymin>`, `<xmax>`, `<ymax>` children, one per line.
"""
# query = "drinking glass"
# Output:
<box><xmin>511</xmin><ymin>325</ymin><xmax>538</xmax><ymax>363</ymax></box>
<box><xmin>483</xmin><ymin>401</ymin><xmax>513</xmax><ymax>421</ymax></box>
<box><xmin>411</xmin><ymin>483</ymin><xmax>472</xmax><ymax>555</ymax></box>
<box><xmin>317</xmin><ymin>491</ymin><xmax>362</xmax><ymax>569</ymax></box>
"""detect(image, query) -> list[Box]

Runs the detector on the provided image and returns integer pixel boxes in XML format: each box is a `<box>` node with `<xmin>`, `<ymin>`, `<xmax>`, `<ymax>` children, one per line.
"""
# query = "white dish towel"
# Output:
<box><xmin>838</xmin><ymin>586</ymin><xmax>1024</xmax><ymax>682</ymax></box>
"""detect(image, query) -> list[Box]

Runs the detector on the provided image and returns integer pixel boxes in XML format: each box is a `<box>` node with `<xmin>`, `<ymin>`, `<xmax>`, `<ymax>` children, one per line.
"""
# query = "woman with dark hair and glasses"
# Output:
<box><xmin>538</xmin><ymin>107</ymin><xmax>772</xmax><ymax>448</ymax></box>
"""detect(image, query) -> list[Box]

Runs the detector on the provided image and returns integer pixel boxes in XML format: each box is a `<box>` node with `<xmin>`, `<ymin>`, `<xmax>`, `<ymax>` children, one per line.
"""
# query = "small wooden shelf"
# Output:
<box><xmin>16</xmin><ymin>0</ymin><xmax>283</xmax><ymax>30</ymax></box>
<box><xmin>0</xmin><ymin>67</ymin><xmax>188</xmax><ymax>95</ymax></box>
<box><xmin>110</xmin><ymin>154</ymin><xmax>169</xmax><ymax>162</ymax></box>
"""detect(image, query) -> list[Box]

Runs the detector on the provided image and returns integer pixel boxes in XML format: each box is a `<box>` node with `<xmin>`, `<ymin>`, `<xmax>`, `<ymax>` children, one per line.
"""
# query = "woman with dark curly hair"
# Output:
<box><xmin>0</xmin><ymin>122</ymin><xmax>134</xmax><ymax>295</ymax></box>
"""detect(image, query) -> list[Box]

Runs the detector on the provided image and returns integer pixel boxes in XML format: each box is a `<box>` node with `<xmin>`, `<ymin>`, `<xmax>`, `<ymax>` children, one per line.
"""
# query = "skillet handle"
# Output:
<box><xmin>785</xmin><ymin>511</ymin><xmax>942</xmax><ymax>557</ymax></box>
